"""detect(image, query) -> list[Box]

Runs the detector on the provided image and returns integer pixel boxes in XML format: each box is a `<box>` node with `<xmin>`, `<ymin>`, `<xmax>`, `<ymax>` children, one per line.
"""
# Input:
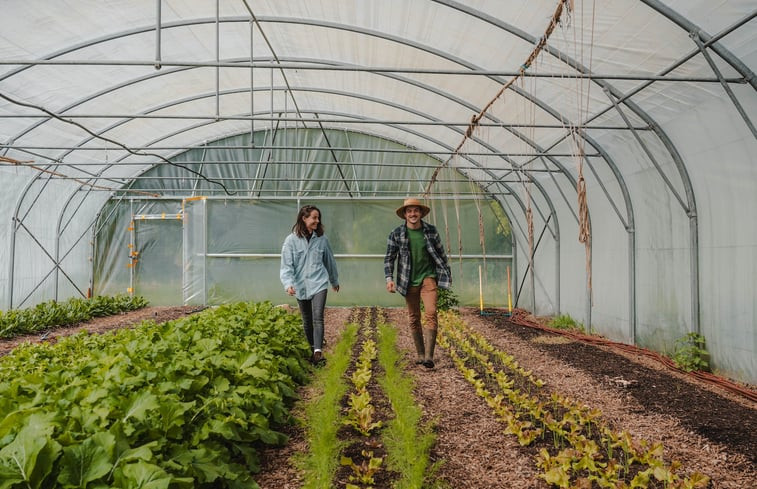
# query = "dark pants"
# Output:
<box><xmin>405</xmin><ymin>277</ymin><xmax>438</xmax><ymax>333</ymax></box>
<box><xmin>297</xmin><ymin>288</ymin><xmax>328</xmax><ymax>352</ymax></box>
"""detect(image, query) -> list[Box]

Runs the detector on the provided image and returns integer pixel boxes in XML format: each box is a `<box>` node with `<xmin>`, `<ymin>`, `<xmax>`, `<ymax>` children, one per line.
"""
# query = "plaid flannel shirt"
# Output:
<box><xmin>384</xmin><ymin>221</ymin><xmax>451</xmax><ymax>296</ymax></box>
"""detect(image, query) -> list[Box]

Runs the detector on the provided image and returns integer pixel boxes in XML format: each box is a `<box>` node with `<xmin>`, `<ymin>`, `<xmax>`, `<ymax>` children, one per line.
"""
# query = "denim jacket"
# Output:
<box><xmin>384</xmin><ymin>221</ymin><xmax>451</xmax><ymax>296</ymax></box>
<box><xmin>280</xmin><ymin>232</ymin><xmax>339</xmax><ymax>300</ymax></box>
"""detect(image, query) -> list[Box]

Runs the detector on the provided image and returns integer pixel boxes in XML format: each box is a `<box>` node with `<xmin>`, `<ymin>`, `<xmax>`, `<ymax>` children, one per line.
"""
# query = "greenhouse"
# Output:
<box><xmin>0</xmin><ymin>1</ymin><xmax>755</xmax><ymax>488</ymax></box>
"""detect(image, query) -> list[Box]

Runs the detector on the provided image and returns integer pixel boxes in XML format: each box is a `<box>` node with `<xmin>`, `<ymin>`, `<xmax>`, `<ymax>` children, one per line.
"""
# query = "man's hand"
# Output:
<box><xmin>333</xmin><ymin>285</ymin><xmax>340</xmax><ymax>292</ymax></box>
<box><xmin>286</xmin><ymin>286</ymin><xmax>296</xmax><ymax>296</ymax></box>
<box><xmin>386</xmin><ymin>280</ymin><xmax>396</xmax><ymax>293</ymax></box>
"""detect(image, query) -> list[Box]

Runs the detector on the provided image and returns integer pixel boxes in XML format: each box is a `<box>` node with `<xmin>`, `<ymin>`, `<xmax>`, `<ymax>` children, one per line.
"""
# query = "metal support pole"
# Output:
<box><xmin>628</xmin><ymin>227</ymin><xmax>636</xmax><ymax>344</ymax></box>
<box><xmin>129</xmin><ymin>200</ymin><xmax>135</xmax><ymax>296</ymax></box>
<box><xmin>154</xmin><ymin>0</ymin><xmax>162</xmax><ymax>69</ymax></box>
<box><xmin>250</xmin><ymin>19</ymin><xmax>255</xmax><ymax>145</ymax></box>
<box><xmin>215</xmin><ymin>0</ymin><xmax>220</xmax><ymax>120</ymax></box>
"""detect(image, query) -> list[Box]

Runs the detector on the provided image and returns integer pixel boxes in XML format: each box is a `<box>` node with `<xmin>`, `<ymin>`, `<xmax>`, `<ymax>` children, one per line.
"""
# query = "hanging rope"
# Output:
<box><xmin>576</xmin><ymin>144</ymin><xmax>591</xmax><ymax>293</ymax></box>
<box><xmin>423</xmin><ymin>0</ymin><xmax>573</xmax><ymax>197</ymax></box>
<box><xmin>566</xmin><ymin>0</ymin><xmax>597</xmax><ymax>303</ymax></box>
<box><xmin>0</xmin><ymin>155</ymin><xmax>160</xmax><ymax>197</ymax></box>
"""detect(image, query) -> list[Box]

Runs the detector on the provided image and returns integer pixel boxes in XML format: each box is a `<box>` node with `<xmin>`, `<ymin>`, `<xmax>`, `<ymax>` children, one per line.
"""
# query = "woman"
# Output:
<box><xmin>280</xmin><ymin>204</ymin><xmax>340</xmax><ymax>366</ymax></box>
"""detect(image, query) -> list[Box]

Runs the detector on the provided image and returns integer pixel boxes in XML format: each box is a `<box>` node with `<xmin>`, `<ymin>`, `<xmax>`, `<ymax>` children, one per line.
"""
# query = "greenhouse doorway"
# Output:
<box><xmin>131</xmin><ymin>215</ymin><xmax>183</xmax><ymax>306</ymax></box>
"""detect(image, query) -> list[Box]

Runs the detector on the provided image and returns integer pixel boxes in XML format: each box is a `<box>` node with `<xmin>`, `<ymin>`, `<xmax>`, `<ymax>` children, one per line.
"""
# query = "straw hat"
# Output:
<box><xmin>396</xmin><ymin>197</ymin><xmax>430</xmax><ymax>219</ymax></box>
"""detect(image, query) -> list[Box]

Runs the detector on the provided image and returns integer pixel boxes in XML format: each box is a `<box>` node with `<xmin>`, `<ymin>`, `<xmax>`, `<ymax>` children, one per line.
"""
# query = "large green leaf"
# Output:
<box><xmin>117</xmin><ymin>461</ymin><xmax>172</xmax><ymax>489</ymax></box>
<box><xmin>172</xmin><ymin>446</ymin><xmax>228</xmax><ymax>483</ymax></box>
<box><xmin>0</xmin><ymin>418</ymin><xmax>61</xmax><ymax>489</ymax></box>
<box><xmin>57</xmin><ymin>432</ymin><xmax>115</xmax><ymax>487</ymax></box>
<box><xmin>123</xmin><ymin>392</ymin><xmax>160</xmax><ymax>423</ymax></box>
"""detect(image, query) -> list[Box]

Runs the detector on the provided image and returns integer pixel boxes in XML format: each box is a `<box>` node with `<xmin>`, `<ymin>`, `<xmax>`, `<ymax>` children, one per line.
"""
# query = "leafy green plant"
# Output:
<box><xmin>672</xmin><ymin>332</ymin><xmax>709</xmax><ymax>372</ymax></box>
<box><xmin>341</xmin><ymin>450</ymin><xmax>383</xmax><ymax>486</ymax></box>
<box><xmin>0</xmin><ymin>294</ymin><xmax>149</xmax><ymax>339</ymax></box>
<box><xmin>344</xmin><ymin>390</ymin><xmax>383</xmax><ymax>436</ymax></box>
<box><xmin>0</xmin><ymin>301</ymin><xmax>309</xmax><ymax>489</ymax></box>
<box><xmin>548</xmin><ymin>314</ymin><xmax>585</xmax><ymax>332</ymax></box>
<box><xmin>376</xmin><ymin>321</ymin><xmax>440</xmax><ymax>489</ymax></box>
<box><xmin>299</xmin><ymin>323</ymin><xmax>358</xmax><ymax>489</ymax></box>
<box><xmin>438</xmin><ymin>311</ymin><xmax>710</xmax><ymax>489</ymax></box>
<box><xmin>436</xmin><ymin>287</ymin><xmax>460</xmax><ymax>311</ymax></box>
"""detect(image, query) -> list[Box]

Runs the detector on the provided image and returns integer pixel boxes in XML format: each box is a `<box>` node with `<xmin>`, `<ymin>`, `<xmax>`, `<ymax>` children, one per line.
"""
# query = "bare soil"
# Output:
<box><xmin>2</xmin><ymin>305</ymin><xmax>754</xmax><ymax>488</ymax></box>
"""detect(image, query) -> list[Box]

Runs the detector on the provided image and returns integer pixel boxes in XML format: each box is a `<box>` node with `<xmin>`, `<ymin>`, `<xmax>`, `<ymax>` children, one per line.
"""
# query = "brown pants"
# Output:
<box><xmin>405</xmin><ymin>277</ymin><xmax>438</xmax><ymax>333</ymax></box>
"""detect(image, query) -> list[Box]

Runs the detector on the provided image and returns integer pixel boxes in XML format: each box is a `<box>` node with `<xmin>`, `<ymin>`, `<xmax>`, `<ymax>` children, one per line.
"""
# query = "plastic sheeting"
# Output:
<box><xmin>1</xmin><ymin>1</ymin><xmax>755</xmax><ymax>383</ymax></box>
<box><xmin>93</xmin><ymin>130</ymin><xmax>513</xmax><ymax>308</ymax></box>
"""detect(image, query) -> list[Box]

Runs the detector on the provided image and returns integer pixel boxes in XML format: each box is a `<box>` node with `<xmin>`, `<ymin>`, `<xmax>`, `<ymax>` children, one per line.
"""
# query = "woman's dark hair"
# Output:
<box><xmin>293</xmin><ymin>205</ymin><xmax>324</xmax><ymax>237</ymax></box>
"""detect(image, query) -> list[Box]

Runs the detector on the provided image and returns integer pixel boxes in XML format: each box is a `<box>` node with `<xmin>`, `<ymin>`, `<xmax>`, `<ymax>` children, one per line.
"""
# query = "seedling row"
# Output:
<box><xmin>437</xmin><ymin>310</ymin><xmax>710</xmax><ymax>489</ymax></box>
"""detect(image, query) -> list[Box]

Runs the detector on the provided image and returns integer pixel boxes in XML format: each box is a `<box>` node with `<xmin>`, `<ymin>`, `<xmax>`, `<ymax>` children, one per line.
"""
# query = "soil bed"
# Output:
<box><xmin>2</xmin><ymin>305</ymin><xmax>754</xmax><ymax>488</ymax></box>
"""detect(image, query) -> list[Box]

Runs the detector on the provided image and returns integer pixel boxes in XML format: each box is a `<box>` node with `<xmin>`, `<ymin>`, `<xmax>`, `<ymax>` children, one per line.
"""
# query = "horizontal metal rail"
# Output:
<box><xmin>206</xmin><ymin>253</ymin><xmax>512</xmax><ymax>259</ymax></box>
<box><xmin>0</xmin><ymin>113</ymin><xmax>649</xmax><ymax>130</ymax></box>
<box><xmin>0</xmin><ymin>59</ymin><xmax>746</xmax><ymax>83</ymax></box>
<box><xmin>0</xmin><ymin>144</ymin><xmax>601</xmax><ymax>157</ymax></box>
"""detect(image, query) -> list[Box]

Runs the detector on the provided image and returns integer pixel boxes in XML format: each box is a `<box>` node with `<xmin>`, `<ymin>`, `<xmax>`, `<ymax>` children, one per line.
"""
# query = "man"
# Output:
<box><xmin>384</xmin><ymin>197</ymin><xmax>452</xmax><ymax>368</ymax></box>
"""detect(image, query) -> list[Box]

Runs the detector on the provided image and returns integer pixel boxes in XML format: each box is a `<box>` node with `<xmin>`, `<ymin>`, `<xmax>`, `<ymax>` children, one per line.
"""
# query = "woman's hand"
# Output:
<box><xmin>286</xmin><ymin>286</ymin><xmax>296</xmax><ymax>296</ymax></box>
<box><xmin>386</xmin><ymin>280</ymin><xmax>396</xmax><ymax>293</ymax></box>
<box><xmin>333</xmin><ymin>285</ymin><xmax>340</xmax><ymax>292</ymax></box>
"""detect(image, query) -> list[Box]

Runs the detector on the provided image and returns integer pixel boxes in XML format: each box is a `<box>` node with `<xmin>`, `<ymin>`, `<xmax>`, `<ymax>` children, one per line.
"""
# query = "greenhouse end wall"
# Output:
<box><xmin>94</xmin><ymin>198</ymin><xmax>513</xmax><ymax>309</ymax></box>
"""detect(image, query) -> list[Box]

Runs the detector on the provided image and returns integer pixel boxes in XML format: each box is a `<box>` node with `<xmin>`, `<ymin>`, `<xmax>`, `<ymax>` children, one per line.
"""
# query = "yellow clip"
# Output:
<box><xmin>161</xmin><ymin>212</ymin><xmax>166</xmax><ymax>219</ymax></box>
<box><xmin>127</xmin><ymin>287</ymin><xmax>133</xmax><ymax>294</ymax></box>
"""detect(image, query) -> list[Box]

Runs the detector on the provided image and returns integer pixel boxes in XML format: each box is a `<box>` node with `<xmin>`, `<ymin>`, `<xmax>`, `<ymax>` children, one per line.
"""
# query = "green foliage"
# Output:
<box><xmin>672</xmin><ymin>333</ymin><xmax>709</xmax><ymax>372</ymax></box>
<box><xmin>436</xmin><ymin>288</ymin><xmax>460</xmax><ymax>311</ymax></box>
<box><xmin>298</xmin><ymin>323</ymin><xmax>358</xmax><ymax>489</ymax></box>
<box><xmin>377</xmin><ymin>322</ymin><xmax>440</xmax><ymax>489</ymax></box>
<box><xmin>489</xmin><ymin>199</ymin><xmax>511</xmax><ymax>238</ymax></box>
<box><xmin>0</xmin><ymin>294</ymin><xmax>149</xmax><ymax>339</ymax></box>
<box><xmin>341</xmin><ymin>450</ymin><xmax>383</xmax><ymax>486</ymax></box>
<box><xmin>0</xmin><ymin>301</ymin><xmax>310</xmax><ymax>489</ymax></box>
<box><xmin>548</xmin><ymin>314</ymin><xmax>585</xmax><ymax>332</ymax></box>
<box><xmin>439</xmin><ymin>312</ymin><xmax>710</xmax><ymax>489</ymax></box>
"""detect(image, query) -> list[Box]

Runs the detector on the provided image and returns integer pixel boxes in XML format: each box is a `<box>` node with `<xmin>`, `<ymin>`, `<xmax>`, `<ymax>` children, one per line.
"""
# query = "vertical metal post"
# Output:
<box><xmin>628</xmin><ymin>227</ymin><xmax>636</xmax><ymax>343</ymax></box>
<box><xmin>154</xmin><ymin>0</ymin><xmax>162</xmax><ymax>69</ymax></box>
<box><xmin>202</xmin><ymin>198</ymin><xmax>208</xmax><ymax>305</ymax></box>
<box><xmin>250</xmin><ymin>19</ymin><xmax>255</xmax><ymax>145</ymax></box>
<box><xmin>89</xmin><ymin>213</ymin><xmax>98</xmax><ymax>299</ymax></box>
<box><xmin>7</xmin><ymin>216</ymin><xmax>17</xmax><ymax>309</ymax></box>
<box><xmin>129</xmin><ymin>200</ymin><xmax>135</xmax><ymax>296</ymax></box>
<box><xmin>215</xmin><ymin>0</ymin><xmax>220</xmax><ymax>120</ymax></box>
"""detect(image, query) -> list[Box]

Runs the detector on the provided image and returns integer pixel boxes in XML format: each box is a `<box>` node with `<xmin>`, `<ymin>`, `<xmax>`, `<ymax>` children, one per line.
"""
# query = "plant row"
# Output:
<box><xmin>340</xmin><ymin>309</ymin><xmax>385</xmax><ymax>488</ymax></box>
<box><xmin>0</xmin><ymin>294</ymin><xmax>149</xmax><ymax>339</ymax></box>
<box><xmin>0</xmin><ymin>301</ymin><xmax>311</xmax><ymax>489</ymax></box>
<box><xmin>299</xmin><ymin>307</ymin><xmax>437</xmax><ymax>489</ymax></box>
<box><xmin>438</xmin><ymin>310</ymin><xmax>710</xmax><ymax>489</ymax></box>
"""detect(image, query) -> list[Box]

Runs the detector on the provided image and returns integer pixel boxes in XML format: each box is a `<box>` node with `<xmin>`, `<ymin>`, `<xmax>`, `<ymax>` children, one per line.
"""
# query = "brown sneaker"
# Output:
<box><xmin>311</xmin><ymin>350</ymin><xmax>326</xmax><ymax>367</ymax></box>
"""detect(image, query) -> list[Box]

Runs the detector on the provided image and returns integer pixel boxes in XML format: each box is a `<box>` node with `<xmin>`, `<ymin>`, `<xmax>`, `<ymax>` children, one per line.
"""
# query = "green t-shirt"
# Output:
<box><xmin>408</xmin><ymin>227</ymin><xmax>436</xmax><ymax>286</ymax></box>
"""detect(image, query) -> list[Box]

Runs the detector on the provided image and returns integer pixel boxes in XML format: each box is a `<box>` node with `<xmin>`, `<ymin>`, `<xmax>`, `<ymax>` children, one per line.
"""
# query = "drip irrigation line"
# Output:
<box><xmin>0</xmin><ymin>91</ymin><xmax>235</xmax><ymax>195</ymax></box>
<box><xmin>506</xmin><ymin>308</ymin><xmax>757</xmax><ymax>404</ymax></box>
